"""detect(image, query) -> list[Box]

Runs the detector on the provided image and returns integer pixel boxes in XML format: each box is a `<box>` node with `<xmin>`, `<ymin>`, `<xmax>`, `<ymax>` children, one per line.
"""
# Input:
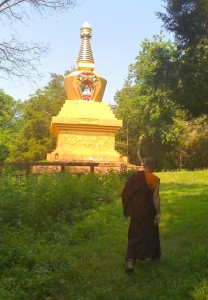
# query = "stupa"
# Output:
<box><xmin>47</xmin><ymin>22</ymin><xmax>123</xmax><ymax>163</ymax></box>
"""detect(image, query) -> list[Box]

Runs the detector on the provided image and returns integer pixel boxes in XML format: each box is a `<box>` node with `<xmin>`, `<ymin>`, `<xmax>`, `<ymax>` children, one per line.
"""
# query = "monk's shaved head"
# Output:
<box><xmin>144</xmin><ymin>157</ymin><xmax>156</xmax><ymax>171</ymax></box>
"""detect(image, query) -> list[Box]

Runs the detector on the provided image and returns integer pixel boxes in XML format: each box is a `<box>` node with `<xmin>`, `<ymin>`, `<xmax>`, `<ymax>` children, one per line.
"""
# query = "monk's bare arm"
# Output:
<box><xmin>153</xmin><ymin>181</ymin><xmax>160</xmax><ymax>224</ymax></box>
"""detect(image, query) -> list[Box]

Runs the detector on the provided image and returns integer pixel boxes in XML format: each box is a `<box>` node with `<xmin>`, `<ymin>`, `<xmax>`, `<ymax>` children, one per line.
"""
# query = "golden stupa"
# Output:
<box><xmin>47</xmin><ymin>22</ymin><xmax>123</xmax><ymax>163</ymax></box>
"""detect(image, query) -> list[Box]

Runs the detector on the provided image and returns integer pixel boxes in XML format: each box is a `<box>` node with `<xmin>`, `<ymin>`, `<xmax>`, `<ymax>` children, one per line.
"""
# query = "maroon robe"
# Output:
<box><xmin>121</xmin><ymin>171</ymin><xmax>161</xmax><ymax>260</ymax></box>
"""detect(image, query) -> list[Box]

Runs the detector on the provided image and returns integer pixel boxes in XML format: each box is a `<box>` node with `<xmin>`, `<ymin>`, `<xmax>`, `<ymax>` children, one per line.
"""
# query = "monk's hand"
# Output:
<box><xmin>154</xmin><ymin>214</ymin><xmax>160</xmax><ymax>225</ymax></box>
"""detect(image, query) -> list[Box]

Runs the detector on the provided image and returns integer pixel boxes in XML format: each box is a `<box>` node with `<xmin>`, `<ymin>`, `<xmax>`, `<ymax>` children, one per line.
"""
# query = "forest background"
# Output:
<box><xmin>0</xmin><ymin>0</ymin><xmax>208</xmax><ymax>170</ymax></box>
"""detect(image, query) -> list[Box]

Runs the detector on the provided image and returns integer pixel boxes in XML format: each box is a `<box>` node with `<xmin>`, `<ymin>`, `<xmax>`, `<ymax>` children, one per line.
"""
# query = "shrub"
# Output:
<box><xmin>0</xmin><ymin>171</ymin><xmax>122</xmax><ymax>231</ymax></box>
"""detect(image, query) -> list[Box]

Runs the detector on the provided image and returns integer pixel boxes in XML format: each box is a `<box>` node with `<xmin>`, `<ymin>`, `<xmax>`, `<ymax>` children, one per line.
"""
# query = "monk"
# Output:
<box><xmin>121</xmin><ymin>157</ymin><xmax>161</xmax><ymax>272</ymax></box>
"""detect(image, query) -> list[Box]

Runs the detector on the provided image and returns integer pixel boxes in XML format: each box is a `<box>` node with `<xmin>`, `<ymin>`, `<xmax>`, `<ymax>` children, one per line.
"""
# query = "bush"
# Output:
<box><xmin>0</xmin><ymin>170</ymin><xmax>123</xmax><ymax>298</ymax></box>
<box><xmin>0</xmin><ymin>171</ymin><xmax>122</xmax><ymax>231</ymax></box>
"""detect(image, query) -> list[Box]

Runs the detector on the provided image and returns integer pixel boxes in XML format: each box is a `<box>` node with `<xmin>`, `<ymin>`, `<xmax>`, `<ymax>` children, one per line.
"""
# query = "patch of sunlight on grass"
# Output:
<box><xmin>192</xmin><ymin>280</ymin><xmax>208</xmax><ymax>300</ymax></box>
<box><xmin>158</xmin><ymin>170</ymin><xmax>208</xmax><ymax>185</ymax></box>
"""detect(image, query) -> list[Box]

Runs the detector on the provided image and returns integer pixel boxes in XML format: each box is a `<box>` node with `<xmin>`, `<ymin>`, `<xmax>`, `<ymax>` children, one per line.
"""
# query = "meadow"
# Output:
<box><xmin>0</xmin><ymin>169</ymin><xmax>207</xmax><ymax>299</ymax></box>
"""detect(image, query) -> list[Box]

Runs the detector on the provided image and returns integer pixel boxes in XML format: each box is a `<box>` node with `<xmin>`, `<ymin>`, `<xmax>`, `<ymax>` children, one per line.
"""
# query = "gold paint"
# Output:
<box><xmin>47</xmin><ymin>23</ymin><xmax>124</xmax><ymax>163</ymax></box>
<box><xmin>77</xmin><ymin>22</ymin><xmax>94</xmax><ymax>71</ymax></box>
<box><xmin>78</xmin><ymin>118</ymin><xmax>99</xmax><ymax>125</ymax></box>
<box><xmin>64</xmin><ymin>22</ymin><xmax>106</xmax><ymax>102</ymax></box>
<box><xmin>63</xmin><ymin>135</ymin><xmax>112</xmax><ymax>151</ymax></box>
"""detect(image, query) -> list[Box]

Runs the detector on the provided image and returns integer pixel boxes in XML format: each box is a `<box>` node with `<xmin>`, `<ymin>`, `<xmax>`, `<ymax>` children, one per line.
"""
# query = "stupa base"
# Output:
<box><xmin>46</xmin><ymin>150</ymin><xmax>126</xmax><ymax>164</ymax></box>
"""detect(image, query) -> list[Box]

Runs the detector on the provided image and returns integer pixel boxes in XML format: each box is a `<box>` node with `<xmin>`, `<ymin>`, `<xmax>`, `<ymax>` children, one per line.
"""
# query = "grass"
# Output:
<box><xmin>64</xmin><ymin>170</ymin><xmax>208</xmax><ymax>300</ymax></box>
<box><xmin>0</xmin><ymin>170</ymin><xmax>207</xmax><ymax>299</ymax></box>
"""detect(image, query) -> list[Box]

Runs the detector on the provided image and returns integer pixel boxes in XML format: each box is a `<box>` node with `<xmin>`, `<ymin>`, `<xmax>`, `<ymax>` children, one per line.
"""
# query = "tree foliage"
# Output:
<box><xmin>177</xmin><ymin>44</ymin><xmax>208</xmax><ymax>116</ymax></box>
<box><xmin>183</xmin><ymin>115</ymin><xmax>208</xmax><ymax>169</ymax></box>
<box><xmin>0</xmin><ymin>89</ymin><xmax>23</xmax><ymax>161</ymax></box>
<box><xmin>115</xmin><ymin>33</ymin><xmax>208</xmax><ymax>170</ymax></box>
<box><xmin>131</xmin><ymin>36</ymin><xmax>180</xmax><ymax>92</ymax></box>
<box><xmin>157</xmin><ymin>0</ymin><xmax>208</xmax><ymax>48</ymax></box>
<box><xmin>9</xmin><ymin>73</ymin><xmax>66</xmax><ymax>161</ymax></box>
<box><xmin>115</xmin><ymin>35</ymin><xmax>188</xmax><ymax>170</ymax></box>
<box><xmin>157</xmin><ymin>0</ymin><xmax>208</xmax><ymax>117</ymax></box>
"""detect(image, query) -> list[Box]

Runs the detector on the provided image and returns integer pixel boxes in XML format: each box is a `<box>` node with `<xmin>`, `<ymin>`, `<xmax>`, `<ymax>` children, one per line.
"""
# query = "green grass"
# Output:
<box><xmin>0</xmin><ymin>170</ymin><xmax>207</xmax><ymax>299</ymax></box>
<box><xmin>64</xmin><ymin>170</ymin><xmax>208</xmax><ymax>300</ymax></box>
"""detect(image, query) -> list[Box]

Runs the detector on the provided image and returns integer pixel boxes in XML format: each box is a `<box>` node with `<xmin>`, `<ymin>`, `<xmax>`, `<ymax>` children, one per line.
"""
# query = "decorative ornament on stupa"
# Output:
<box><xmin>64</xmin><ymin>21</ymin><xmax>107</xmax><ymax>102</ymax></box>
<box><xmin>47</xmin><ymin>22</ymin><xmax>124</xmax><ymax>163</ymax></box>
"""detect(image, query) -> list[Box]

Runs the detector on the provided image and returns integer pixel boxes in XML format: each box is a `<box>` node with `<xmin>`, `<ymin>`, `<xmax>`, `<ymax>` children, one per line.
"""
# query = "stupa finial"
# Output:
<box><xmin>77</xmin><ymin>21</ymin><xmax>95</xmax><ymax>71</ymax></box>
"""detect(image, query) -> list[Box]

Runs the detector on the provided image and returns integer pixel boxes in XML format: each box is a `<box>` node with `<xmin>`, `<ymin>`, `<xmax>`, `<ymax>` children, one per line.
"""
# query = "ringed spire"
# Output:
<box><xmin>77</xmin><ymin>21</ymin><xmax>95</xmax><ymax>71</ymax></box>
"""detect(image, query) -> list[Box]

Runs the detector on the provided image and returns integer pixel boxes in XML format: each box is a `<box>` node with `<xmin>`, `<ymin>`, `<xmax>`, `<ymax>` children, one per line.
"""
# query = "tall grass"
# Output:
<box><xmin>0</xmin><ymin>170</ymin><xmax>207</xmax><ymax>299</ymax></box>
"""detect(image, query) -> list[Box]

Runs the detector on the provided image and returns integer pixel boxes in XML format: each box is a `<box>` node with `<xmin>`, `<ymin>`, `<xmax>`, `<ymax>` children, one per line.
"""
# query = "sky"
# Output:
<box><xmin>1</xmin><ymin>0</ymin><xmax>168</xmax><ymax>104</ymax></box>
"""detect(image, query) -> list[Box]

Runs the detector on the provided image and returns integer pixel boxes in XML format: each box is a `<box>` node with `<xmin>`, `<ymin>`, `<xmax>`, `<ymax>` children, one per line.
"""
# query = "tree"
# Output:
<box><xmin>177</xmin><ymin>44</ymin><xmax>208</xmax><ymax>116</ymax></box>
<box><xmin>157</xmin><ymin>0</ymin><xmax>208</xmax><ymax>48</ymax></box>
<box><xmin>115</xmin><ymin>32</ymin><xmax>208</xmax><ymax>169</ymax></box>
<box><xmin>115</xmin><ymin>86</ymin><xmax>187</xmax><ymax>170</ymax></box>
<box><xmin>131</xmin><ymin>36</ymin><xmax>180</xmax><ymax>97</ymax></box>
<box><xmin>183</xmin><ymin>115</ymin><xmax>208</xmax><ymax>169</ymax></box>
<box><xmin>0</xmin><ymin>89</ymin><xmax>23</xmax><ymax>161</ymax></box>
<box><xmin>157</xmin><ymin>0</ymin><xmax>208</xmax><ymax>117</ymax></box>
<box><xmin>115</xmin><ymin>35</ymin><xmax>188</xmax><ymax>170</ymax></box>
<box><xmin>0</xmin><ymin>0</ymin><xmax>77</xmax><ymax>79</ymax></box>
<box><xmin>115</xmin><ymin>84</ymin><xmax>143</xmax><ymax>163</ymax></box>
<box><xmin>9</xmin><ymin>73</ymin><xmax>67</xmax><ymax>161</ymax></box>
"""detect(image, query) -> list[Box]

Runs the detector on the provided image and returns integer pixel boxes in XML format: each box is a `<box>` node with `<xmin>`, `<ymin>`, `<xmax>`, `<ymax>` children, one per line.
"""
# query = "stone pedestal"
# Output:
<box><xmin>47</xmin><ymin>100</ymin><xmax>122</xmax><ymax>162</ymax></box>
